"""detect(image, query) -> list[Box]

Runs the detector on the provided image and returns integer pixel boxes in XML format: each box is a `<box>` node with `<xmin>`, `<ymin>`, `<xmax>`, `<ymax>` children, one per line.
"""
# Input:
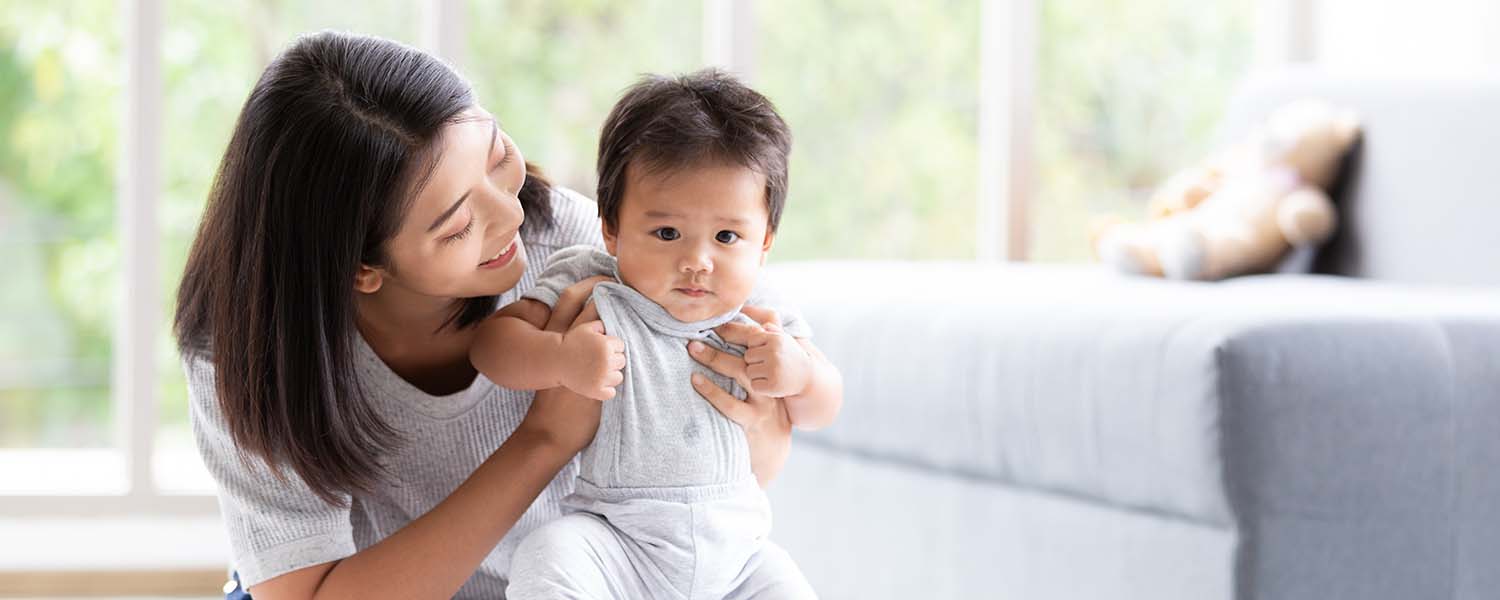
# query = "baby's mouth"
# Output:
<box><xmin>673</xmin><ymin>287</ymin><xmax>711</xmax><ymax>298</ymax></box>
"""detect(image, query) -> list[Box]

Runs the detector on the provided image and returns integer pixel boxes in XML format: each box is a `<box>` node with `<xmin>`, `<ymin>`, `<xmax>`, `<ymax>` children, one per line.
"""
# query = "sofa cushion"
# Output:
<box><xmin>769</xmin><ymin>261</ymin><xmax>1500</xmax><ymax>526</ymax></box>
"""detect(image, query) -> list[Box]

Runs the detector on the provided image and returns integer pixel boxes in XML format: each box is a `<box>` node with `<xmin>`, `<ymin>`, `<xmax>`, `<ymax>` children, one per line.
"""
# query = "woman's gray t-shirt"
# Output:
<box><xmin>185</xmin><ymin>188</ymin><xmax>603</xmax><ymax>597</ymax></box>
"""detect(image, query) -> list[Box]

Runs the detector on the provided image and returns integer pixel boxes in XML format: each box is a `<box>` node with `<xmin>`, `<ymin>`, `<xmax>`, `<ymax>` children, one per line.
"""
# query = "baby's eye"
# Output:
<box><xmin>653</xmin><ymin>227</ymin><xmax>680</xmax><ymax>241</ymax></box>
<box><xmin>715</xmin><ymin>230</ymin><xmax>739</xmax><ymax>244</ymax></box>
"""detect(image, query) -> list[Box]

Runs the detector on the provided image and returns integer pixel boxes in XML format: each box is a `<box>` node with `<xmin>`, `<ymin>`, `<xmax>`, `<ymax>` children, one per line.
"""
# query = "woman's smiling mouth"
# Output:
<box><xmin>478</xmin><ymin>239</ymin><xmax>518</xmax><ymax>269</ymax></box>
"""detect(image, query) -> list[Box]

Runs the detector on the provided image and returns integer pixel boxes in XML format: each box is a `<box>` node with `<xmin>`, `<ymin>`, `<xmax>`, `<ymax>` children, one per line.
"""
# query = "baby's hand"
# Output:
<box><xmin>718</xmin><ymin>308</ymin><xmax>813</xmax><ymax>398</ymax></box>
<box><xmin>559</xmin><ymin>318</ymin><xmax>625</xmax><ymax>400</ymax></box>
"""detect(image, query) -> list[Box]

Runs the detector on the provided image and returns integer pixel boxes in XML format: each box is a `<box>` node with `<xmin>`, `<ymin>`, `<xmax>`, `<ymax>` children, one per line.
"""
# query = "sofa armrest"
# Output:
<box><xmin>1218</xmin><ymin>313</ymin><xmax>1500</xmax><ymax>599</ymax></box>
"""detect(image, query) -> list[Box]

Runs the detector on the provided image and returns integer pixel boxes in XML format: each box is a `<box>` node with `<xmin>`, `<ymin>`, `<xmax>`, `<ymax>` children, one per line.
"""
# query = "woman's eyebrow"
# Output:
<box><xmin>427</xmin><ymin>192</ymin><xmax>470</xmax><ymax>233</ymax></box>
<box><xmin>426</xmin><ymin>121</ymin><xmax>500</xmax><ymax>233</ymax></box>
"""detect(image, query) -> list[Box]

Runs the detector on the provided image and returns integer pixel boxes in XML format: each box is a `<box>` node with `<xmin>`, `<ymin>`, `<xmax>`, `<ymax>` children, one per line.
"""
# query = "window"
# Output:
<box><xmin>1030</xmin><ymin>0</ymin><xmax>1256</xmax><ymax>261</ymax></box>
<box><xmin>464</xmin><ymin>0</ymin><xmax>703</xmax><ymax>196</ymax></box>
<box><xmin>1</xmin><ymin>0</ymin><xmax>1271</xmax><ymax>515</ymax></box>
<box><xmin>0</xmin><ymin>1</ymin><xmax>123</xmax><ymax>494</ymax></box>
<box><xmin>756</xmin><ymin>0</ymin><xmax>981</xmax><ymax>260</ymax></box>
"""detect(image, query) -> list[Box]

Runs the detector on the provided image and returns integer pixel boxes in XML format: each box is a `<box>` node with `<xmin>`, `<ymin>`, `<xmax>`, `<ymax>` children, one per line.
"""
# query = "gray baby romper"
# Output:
<box><xmin>506</xmin><ymin>245</ymin><xmax>816</xmax><ymax>600</ymax></box>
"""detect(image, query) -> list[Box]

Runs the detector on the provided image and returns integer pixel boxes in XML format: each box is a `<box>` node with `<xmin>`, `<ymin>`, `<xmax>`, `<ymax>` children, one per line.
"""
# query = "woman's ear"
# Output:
<box><xmin>759</xmin><ymin>230</ymin><xmax>776</xmax><ymax>265</ymax></box>
<box><xmin>354</xmin><ymin>265</ymin><xmax>384</xmax><ymax>294</ymax></box>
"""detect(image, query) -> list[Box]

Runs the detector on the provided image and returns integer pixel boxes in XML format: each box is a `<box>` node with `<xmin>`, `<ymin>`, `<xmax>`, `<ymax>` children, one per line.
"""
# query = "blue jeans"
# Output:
<box><xmin>224</xmin><ymin>571</ymin><xmax>252</xmax><ymax>600</ymax></box>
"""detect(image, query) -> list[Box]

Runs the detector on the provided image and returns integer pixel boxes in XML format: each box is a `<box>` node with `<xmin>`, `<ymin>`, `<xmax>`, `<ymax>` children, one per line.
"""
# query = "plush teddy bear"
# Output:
<box><xmin>1090</xmin><ymin>100</ymin><xmax>1362</xmax><ymax>280</ymax></box>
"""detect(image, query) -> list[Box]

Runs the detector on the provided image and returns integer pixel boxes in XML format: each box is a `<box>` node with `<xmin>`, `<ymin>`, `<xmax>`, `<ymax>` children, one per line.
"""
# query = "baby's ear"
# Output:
<box><xmin>601</xmin><ymin>221</ymin><xmax>619</xmax><ymax>255</ymax></box>
<box><xmin>759</xmin><ymin>229</ymin><xmax>776</xmax><ymax>264</ymax></box>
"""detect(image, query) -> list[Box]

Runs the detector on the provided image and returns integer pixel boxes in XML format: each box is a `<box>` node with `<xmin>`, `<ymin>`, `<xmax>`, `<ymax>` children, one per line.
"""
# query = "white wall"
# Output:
<box><xmin>1314</xmin><ymin>0</ymin><xmax>1500</xmax><ymax>76</ymax></box>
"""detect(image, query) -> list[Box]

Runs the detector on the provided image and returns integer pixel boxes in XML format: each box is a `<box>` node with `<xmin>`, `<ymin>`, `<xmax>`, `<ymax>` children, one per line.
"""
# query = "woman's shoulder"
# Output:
<box><xmin>525</xmin><ymin>186</ymin><xmax>604</xmax><ymax>251</ymax></box>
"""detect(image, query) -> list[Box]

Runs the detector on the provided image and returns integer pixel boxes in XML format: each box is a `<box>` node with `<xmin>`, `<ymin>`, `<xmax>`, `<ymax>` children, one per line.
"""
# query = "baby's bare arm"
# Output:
<box><xmin>470</xmin><ymin>276</ymin><xmax>623</xmax><ymax>399</ymax></box>
<box><xmin>782</xmin><ymin>338</ymin><xmax>843</xmax><ymax>431</ymax></box>
<box><xmin>471</xmin><ymin>299</ymin><xmax>567</xmax><ymax>391</ymax></box>
<box><xmin>703</xmin><ymin>305</ymin><xmax>844</xmax><ymax>431</ymax></box>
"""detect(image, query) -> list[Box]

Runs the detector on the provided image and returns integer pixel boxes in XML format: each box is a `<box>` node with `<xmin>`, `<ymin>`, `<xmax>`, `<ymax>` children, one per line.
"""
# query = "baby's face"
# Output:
<box><xmin>604</xmin><ymin>161</ymin><xmax>773</xmax><ymax>322</ymax></box>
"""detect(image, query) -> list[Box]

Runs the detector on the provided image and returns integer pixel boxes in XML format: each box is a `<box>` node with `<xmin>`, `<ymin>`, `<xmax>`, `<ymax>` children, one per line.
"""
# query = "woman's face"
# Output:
<box><xmin>368</xmin><ymin>107</ymin><xmax>530</xmax><ymax>301</ymax></box>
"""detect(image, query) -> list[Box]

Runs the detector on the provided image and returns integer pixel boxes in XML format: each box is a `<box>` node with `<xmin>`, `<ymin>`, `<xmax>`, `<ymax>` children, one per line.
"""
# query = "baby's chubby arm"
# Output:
<box><xmin>694</xmin><ymin>305</ymin><xmax>844</xmax><ymax>431</ymax></box>
<box><xmin>782</xmin><ymin>337</ymin><xmax>842</xmax><ymax>430</ymax></box>
<box><xmin>470</xmin><ymin>275</ymin><xmax>625</xmax><ymax>400</ymax></box>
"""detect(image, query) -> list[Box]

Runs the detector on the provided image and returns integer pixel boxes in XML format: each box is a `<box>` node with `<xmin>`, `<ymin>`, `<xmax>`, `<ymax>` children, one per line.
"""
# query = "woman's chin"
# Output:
<box><xmin>473</xmin><ymin>252</ymin><xmax>527</xmax><ymax>296</ymax></box>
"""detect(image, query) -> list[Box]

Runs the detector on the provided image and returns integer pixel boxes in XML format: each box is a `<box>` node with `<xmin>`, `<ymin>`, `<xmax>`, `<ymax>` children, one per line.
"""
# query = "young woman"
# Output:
<box><xmin>175</xmin><ymin>31</ymin><xmax>815</xmax><ymax>599</ymax></box>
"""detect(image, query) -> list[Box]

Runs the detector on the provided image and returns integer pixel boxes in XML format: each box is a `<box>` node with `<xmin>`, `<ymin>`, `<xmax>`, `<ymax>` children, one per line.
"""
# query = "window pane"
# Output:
<box><xmin>1030</xmin><ymin>0</ymin><xmax>1255</xmax><ymax>262</ymax></box>
<box><xmin>464</xmin><ymin>0</ymin><xmax>703</xmax><ymax>196</ymax></box>
<box><xmin>755</xmin><ymin>0</ymin><xmax>980</xmax><ymax>260</ymax></box>
<box><xmin>0</xmin><ymin>2</ymin><xmax>121</xmax><ymax>449</ymax></box>
<box><xmin>156</xmin><ymin>0</ymin><xmax>421</xmax><ymax>493</ymax></box>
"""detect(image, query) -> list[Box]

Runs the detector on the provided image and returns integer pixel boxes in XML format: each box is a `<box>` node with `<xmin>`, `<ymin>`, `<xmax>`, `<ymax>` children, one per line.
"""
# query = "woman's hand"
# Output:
<box><xmin>521</xmin><ymin>276</ymin><xmax>616</xmax><ymax>452</ymax></box>
<box><xmin>687</xmin><ymin>308</ymin><xmax>794</xmax><ymax>489</ymax></box>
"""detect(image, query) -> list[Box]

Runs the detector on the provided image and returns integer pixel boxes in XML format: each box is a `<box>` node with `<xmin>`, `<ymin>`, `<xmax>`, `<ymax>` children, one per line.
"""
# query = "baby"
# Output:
<box><xmin>473</xmin><ymin>70</ymin><xmax>839</xmax><ymax>599</ymax></box>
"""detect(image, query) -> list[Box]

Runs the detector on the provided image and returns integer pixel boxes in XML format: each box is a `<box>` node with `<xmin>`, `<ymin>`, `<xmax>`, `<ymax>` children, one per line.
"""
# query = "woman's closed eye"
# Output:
<box><xmin>442</xmin><ymin>219</ymin><xmax>473</xmax><ymax>245</ymax></box>
<box><xmin>652</xmin><ymin>227</ymin><xmax>680</xmax><ymax>241</ymax></box>
<box><xmin>490</xmin><ymin>136</ymin><xmax>515</xmax><ymax>172</ymax></box>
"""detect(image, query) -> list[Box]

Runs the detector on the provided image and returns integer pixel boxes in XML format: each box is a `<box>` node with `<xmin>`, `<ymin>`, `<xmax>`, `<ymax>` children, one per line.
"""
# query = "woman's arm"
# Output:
<box><xmin>254</xmin><ymin>279</ymin><xmax>612</xmax><ymax>600</ymax></box>
<box><xmin>249</xmin><ymin>386</ymin><xmax>596</xmax><ymax>600</ymax></box>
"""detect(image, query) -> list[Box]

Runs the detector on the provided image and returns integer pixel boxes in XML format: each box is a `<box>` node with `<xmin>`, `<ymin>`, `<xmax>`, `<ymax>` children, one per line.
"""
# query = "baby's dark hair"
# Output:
<box><xmin>595</xmin><ymin>68</ymin><xmax>792</xmax><ymax>233</ymax></box>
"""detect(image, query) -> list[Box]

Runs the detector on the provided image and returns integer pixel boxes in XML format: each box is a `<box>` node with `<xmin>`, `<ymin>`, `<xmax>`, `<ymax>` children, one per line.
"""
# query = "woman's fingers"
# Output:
<box><xmin>714</xmin><ymin>321</ymin><xmax>766</xmax><ymax>348</ymax></box>
<box><xmin>739</xmin><ymin>305</ymin><xmax>782</xmax><ymax>328</ymax></box>
<box><xmin>688</xmin><ymin>340</ymin><xmax>754</xmax><ymax>391</ymax></box>
<box><xmin>745</xmin><ymin>362</ymin><xmax>771</xmax><ymax>383</ymax></box>
<box><xmin>692</xmin><ymin>372</ymin><xmax>754</xmax><ymax>424</ymax></box>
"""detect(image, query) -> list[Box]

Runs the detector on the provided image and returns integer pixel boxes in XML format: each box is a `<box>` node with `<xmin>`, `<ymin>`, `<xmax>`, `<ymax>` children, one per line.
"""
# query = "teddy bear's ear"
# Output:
<box><xmin>1333</xmin><ymin>110</ymin><xmax>1362</xmax><ymax>146</ymax></box>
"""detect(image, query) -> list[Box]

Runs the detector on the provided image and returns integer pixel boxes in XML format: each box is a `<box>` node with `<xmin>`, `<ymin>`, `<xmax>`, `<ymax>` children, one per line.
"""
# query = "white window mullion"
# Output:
<box><xmin>0</xmin><ymin>493</ymin><xmax>218</xmax><ymax>517</ymax></box>
<box><xmin>1254</xmin><ymin>0</ymin><xmax>1319</xmax><ymax>69</ymax></box>
<box><xmin>978</xmin><ymin>0</ymin><xmax>1035</xmax><ymax>262</ymax></box>
<box><xmin>703</xmin><ymin>0</ymin><xmax>756</xmax><ymax>80</ymax></box>
<box><xmin>423</xmin><ymin>0</ymin><xmax>467</xmax><ymax>71</ymax></box>
<box><xmin>118</xmin><ymin>0</ymin><xmax>164</xmax><ymax>499</ymax></box>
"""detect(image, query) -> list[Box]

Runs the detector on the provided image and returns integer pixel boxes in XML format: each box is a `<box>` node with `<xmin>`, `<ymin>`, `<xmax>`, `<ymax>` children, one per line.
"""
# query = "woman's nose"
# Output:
<box><xmin>478</xmin><ymin>188</ymin><xmax>524</xmax><ymax>236</ymax></box>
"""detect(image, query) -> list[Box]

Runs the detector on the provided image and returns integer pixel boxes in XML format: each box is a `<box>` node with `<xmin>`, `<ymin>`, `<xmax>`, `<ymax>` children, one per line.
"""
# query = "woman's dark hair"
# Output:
<box><xmin>174</xmin><ymin>31</ymin><xmax>553</xmax><ymax>504</ymax></box>
<box><xmin>595</xmin><ymin>68</ymin><xmax>792</xmax><ymax>233</ymax></box>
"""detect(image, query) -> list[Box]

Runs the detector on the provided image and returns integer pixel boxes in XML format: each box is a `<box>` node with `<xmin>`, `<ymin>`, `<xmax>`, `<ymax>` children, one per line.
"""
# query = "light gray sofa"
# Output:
<box><xmin>764</xmin><ymin>71</ymin><xmax>1500</xmax><ymax>600</ymax></box>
